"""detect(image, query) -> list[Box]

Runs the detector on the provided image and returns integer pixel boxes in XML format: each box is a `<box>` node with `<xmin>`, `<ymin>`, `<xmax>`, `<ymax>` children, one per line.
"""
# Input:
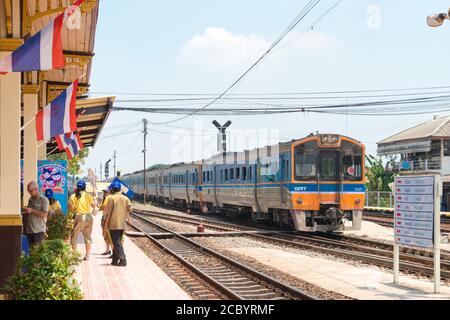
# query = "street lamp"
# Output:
<box><xmin>427</xmin><ymin>10</ymin><xmax>450</xmax><ymax>27</ymax></box>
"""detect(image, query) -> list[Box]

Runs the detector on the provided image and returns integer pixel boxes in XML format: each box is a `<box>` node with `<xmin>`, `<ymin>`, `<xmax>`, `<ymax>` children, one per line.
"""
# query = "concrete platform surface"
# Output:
<box><xmin>231</xmin><ymin>247</ymin><xmax>450</xmax><ymax>300</ymax></box>
<box><xmin>74</xmin><ymin>214</ymin><xmax>190</xmax><ymax>300</ymax></box>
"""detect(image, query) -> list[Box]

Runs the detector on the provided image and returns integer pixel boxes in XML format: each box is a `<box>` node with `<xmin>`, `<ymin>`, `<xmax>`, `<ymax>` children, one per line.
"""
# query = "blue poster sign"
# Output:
<box><xmin>37</xmin><ymin>160</ymin><xmax>69</xmax><ymax>215</ymax></box>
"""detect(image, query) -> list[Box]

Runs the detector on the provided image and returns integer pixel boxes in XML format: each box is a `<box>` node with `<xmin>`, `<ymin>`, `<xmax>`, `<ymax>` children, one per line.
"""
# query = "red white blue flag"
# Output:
<box><xmin>0</xmin><ymin>0</ymin><xmax>84</xmax><ymax>74</ymax></box>
<box><xmin>56</xmin><ymin>132</ymin><xmax>84</xmax><ymax>160</ymax></box>
<box><xmin>36</xmin><ymin>80</ymin><xmax>78</xmax><ymax>141</ymax></box>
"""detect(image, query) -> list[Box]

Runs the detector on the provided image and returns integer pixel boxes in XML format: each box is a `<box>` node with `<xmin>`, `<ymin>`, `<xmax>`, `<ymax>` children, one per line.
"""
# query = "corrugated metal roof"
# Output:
<box><xmin>378</xmin><ymin>116</ymin><xmax>450</xmax><ymax>145</ymax></box>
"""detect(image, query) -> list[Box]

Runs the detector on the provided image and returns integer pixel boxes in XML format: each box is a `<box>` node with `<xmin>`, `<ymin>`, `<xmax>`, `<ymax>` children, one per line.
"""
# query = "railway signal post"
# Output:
<box><xmin>393</xmin><ymin>174</ymin><xmax>442</xmax><ymax>293</ymax></box>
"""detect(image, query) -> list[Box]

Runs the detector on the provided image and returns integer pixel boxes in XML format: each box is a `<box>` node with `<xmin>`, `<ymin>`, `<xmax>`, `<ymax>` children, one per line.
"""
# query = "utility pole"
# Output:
<box><xmin>100</xmin><ymin>163</ymin><xmax>103</xmax><ymax>182</ymax></box>
<box><xmin>143</xmin><ymin>119</ymin><xmax>148</xmax><ymax>204</ymax></box>
<box><xmin>213</xmin><ymin>120</ymin><xmax>232</xmax><ymax>153</ymax></box>
<box><xmin>113</xmin><ymin>150</ymin><xmax>117</xmax><ymax>178</ymax></box>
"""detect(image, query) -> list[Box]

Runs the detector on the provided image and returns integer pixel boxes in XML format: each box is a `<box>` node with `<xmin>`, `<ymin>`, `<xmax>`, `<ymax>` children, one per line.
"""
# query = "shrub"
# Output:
<box><xmin>4</xmin><ymin>240</ymin><xmax>83</xmax><ymax>300</ymax></box>
<box><xmin>47</xmin><ymin>213</ymin><xmax>73</xmax><ymax>241</ymax></box>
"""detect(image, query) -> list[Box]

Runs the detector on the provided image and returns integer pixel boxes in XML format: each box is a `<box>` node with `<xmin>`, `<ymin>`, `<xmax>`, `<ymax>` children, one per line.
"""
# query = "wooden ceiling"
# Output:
<box><xmin>25</xmin><ymin>0</ymin><xmax>99</xmax><ymax>92</ymax></box>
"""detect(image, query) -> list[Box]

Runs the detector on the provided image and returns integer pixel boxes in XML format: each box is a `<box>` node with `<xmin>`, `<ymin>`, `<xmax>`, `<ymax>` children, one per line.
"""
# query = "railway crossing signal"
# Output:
<box><xmin>213</xmin><ymin>120</ymin><xmax>232</xmax><ymax>152</ymax></box>
<box><xmin>105</xmin><ymin>159</ymin><xmax>112</xmax><ymax>180</ymax></box>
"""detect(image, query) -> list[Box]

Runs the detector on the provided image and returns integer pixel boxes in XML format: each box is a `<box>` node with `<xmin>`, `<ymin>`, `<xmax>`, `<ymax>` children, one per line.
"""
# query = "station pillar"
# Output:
<box><xmin>0</xmin><ymin>39</ymin><xmax>23</xmax><ymax>288</ymax></box>
<box><xmin>22</xmin><ymin>85</ymin><xmax>40</xmax><ymax>205</ymax></box>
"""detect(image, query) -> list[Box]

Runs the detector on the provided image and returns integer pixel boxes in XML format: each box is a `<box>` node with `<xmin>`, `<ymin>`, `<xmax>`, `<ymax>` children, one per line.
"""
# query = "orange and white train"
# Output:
<box><xmin>122</xmin><ymin>134</ymin><xmax>366</xmax><ymax>232</ymax></box>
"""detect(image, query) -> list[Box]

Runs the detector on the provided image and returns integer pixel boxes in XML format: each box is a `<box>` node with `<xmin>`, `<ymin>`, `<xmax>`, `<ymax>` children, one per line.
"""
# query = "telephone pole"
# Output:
<box><xmin>113</xmin><ymin>150</ymin><xmax>117</xmax><ymax>178</ymax></box>
<box><xmin>143</xmin><ymin>119</ymin><xmax>148</xmax><ymax>204</ymax></box>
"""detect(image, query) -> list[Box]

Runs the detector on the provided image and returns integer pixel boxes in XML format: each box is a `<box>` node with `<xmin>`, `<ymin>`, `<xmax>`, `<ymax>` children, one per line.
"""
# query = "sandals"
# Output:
<box><xmin>102</xmin><ymin>251</ymin><xmax>112</xmax><ymax>256</ymax></box>
<box><xmin>83</xmin><ymin>255</ymin><xmax>90</xmax><ymax>261</ymax></box>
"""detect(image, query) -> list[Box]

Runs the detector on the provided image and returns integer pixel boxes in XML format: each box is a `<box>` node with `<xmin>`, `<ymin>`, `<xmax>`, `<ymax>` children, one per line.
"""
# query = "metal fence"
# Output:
<box><xmin>365</xmin><ymin>191</ymin><xmax>394</xmax><ymax>208</ymax></box>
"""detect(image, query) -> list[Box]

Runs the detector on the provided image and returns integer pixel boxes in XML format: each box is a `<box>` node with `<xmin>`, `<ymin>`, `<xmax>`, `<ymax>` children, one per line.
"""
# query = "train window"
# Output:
<box><xmin>225</xmin><ymin>169</ymin><xmax>229</xmax><ymax>181</ymax></box>
<box><xmin>236</xmin><ymin>168</ymin><xmax>240</xmax><ymax>180</ymax></box>
<box><xmin>221</xmin><ymin>170</ymin><xmax>224</xmax><ymax>182</ymax></box>
<box><xmin>207</xmin><ymin>171</ymin><xmax>210</xmax><ymax>182</ymax></box>
<box><xmin>203</xmin><ymin>172</ymin><xmax>206</xmax><ymax>183</ymax></box>
<box><xmin>249</xmin><ymin>167</ymin><xmax>252</xmax><ymax>181</ymax></box>
<box><xmin>342</xmin><ymin>155</ymin><xmax>362</xmax><ymax>180</ymax></box>
<box><xmin>242</xmin><ymin>167</ymin><xmax>247</xmax><ymax>181</ymax></box>
<box><xmin>230</xmin><ymin>168</ymin><xmax>234</xmax><ymax>180</ymax></box>
<box><xmin>321</xmin><ymin>156</ymin><xmax>337</xmax><ymax>181</ymax></box>
<box><xmin>294</xmin><ymin>141</ymin><xmax>318</xmax><ymax>181</ymax></box>
<box><xmin>295</xmin><ymin>155</ymin><xmax>316</xmax><ymax>180</ymax></box>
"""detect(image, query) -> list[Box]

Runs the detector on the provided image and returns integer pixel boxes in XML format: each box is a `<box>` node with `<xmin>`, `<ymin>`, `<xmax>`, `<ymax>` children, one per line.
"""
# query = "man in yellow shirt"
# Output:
<box><xmin>104</xmin><ymin>181</ymin><xmax>131</xmax><ymax>267</ymax></box>
<box><xmin>69</xmin><ymin>181</ymin><xmax>97</xmax><ymax>261</ymax></box>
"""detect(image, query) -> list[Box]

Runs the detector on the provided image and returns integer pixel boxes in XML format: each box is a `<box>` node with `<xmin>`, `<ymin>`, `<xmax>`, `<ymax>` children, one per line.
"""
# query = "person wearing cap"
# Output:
<box><xmin>100</xmin><ymin>188</ymin><xmax>113</xmax><ymax>256</ymax></box>
<box><xmin>69</xmin><ymin>180</ymin><xmax>96</xmax><ymax>261</ymax></box>
<box><xmin>22</xmin><ymin>181</ymin><xmax>49</xmax><ymax>246</ymax></box>
<box><xmin>104</xmin><ymin>180</ymin><xmax>132</xmax><ymax>267</ymax></box>
<box><xmin>45</xmin><ymin>189</ymin><xmax>62</xmax><ymax>217</ymax></box>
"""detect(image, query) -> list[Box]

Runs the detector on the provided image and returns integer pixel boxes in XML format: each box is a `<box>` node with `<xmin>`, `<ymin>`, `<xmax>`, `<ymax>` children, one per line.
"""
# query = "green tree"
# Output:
<box><xmin>365</xmin><ymin>155</ymin><xmax>397</xmax><ymax>192</ymax></box>
<box><xmin>48</xmin><ymin>148</ymin><xmax>89</xmax><ymax>179</ymax></box>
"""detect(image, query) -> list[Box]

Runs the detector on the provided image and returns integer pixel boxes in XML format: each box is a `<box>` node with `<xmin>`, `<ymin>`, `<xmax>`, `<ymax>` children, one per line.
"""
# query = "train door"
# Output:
<box><xmin>194</xmin><ymin>168</ymin><xmax>199</xmax><ymax>198</ymax></box>
<box><xmin>213</xmin><ymin>166</ymin><xmax>219</xmax><ymax>206</ymax></box>
<box><xmin>185</xmin><ymin>170</ymin><xmax>191</xmax><ymax>204</ymax></box>
<box><xmin>280</xmin><ymin>155</ymin><xmax>290</xmax><ymax>205</ymax></box>
<box><xmin>318</xmin><ymin>151</ymin><xmax>339</xmax><ymax>204</ymax></box>
<box><xmin>168</xmin><ymin>172</ymin><xmax>173</xmax><ymax>201</ymax></box>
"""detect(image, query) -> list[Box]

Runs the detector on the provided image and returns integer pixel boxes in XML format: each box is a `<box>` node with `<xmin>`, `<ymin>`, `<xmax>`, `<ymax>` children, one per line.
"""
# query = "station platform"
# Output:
<box><xmin>232</xmin><ymin>246</ymin><xmax>450</xmax><ymax>300</ymax></box>
<box><xmin>73</xmin><ymin>214</ymin><xmax>190</xmax><ymax>300</ymax></box>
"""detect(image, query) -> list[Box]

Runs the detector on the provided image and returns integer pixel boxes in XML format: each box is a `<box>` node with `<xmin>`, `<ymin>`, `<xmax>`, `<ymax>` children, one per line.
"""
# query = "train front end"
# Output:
<box><xmin>290</xmin><ymin>134</ymin><xmax>365</xmax><ymax>232</ymax></box>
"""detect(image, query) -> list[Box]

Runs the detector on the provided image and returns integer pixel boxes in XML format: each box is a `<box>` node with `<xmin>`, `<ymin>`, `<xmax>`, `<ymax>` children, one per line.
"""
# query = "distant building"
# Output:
<box><xmin>377</xmin><ymin>116</ymin><xmax>450</xmax><ymax>210</ymax></box>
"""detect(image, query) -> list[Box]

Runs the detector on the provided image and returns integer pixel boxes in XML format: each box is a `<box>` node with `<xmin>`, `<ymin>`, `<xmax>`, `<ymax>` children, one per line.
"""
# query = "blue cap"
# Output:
<box><xmin>77</xmin><ymin>180</ymin><xmax>86</xmax><ymax>189</ymax></box>
<box><xmin>110</xmin><ymin>181</ymin><xmax>121</xmax><ymax>192</ymax></box>
<box><xmin>45</xmin><ymin>188</ymin><xmax>54</xmax><ymax>199</ymax></box>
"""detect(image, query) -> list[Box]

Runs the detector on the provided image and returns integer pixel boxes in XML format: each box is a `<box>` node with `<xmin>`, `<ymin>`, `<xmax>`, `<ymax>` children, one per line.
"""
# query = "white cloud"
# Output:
<box><xmin>177</xmin><ymin>27</ymin><xmax>270</xmax><ymax>69</ymax></box>
<box><xmin>178</xmin><ymin>27</ymin><xmax>338</xmax><ymax>70</ymax></box>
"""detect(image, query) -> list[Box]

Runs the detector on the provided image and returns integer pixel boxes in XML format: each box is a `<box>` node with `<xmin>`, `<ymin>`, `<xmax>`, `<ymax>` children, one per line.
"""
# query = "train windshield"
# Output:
<box><xmin>294</xmin><ymin>141</ymin><xmax>318</xmax><ymax>180</ymax></box>
<box><xmin>342</xmin><ymin>141</ymin><xmax>363</xmax><ymax>181</ymax></box>
<box><xmin>320</xmin><ymin>152</ymin><xmax>338</xmax><ymax>181</ymax></box>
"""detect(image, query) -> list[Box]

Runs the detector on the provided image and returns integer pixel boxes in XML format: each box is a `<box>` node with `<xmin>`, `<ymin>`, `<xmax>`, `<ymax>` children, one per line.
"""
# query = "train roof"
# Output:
<box><xmin>121</xmin><ymin>134</ymin><xmax>364</xmax><ymax>176</ymax></box>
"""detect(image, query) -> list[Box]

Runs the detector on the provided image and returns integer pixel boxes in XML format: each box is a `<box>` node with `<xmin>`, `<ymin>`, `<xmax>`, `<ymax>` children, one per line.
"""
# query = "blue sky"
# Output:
<box><xmin>83</xmin><ymin>0</ymin><xmax>450</xmax><ymax>177</ymax></box>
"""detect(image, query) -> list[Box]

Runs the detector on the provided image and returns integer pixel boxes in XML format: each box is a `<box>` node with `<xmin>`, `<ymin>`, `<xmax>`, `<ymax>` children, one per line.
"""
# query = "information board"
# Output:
<box><xmin>37</xmin><ymin>160</ymin><xmax>69</xmax><ymax>215</ymax></box>
<box><xmin>394</xmin><ymin>176</ymin><xmax>437</xmax><ymax>248</ymax></box>
<box><xmin>393</xmin><ymin>174</ymin><xmax>441</xmax><ymax>293</ymax></box>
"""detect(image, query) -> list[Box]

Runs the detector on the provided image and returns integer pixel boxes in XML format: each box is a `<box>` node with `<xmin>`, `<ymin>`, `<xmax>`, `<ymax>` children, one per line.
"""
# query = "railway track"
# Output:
<box><xmin>132</xmin><ymin>207</ymin><xmax>450</xmax><ymax>281</ymax></box>
<box><xmin>363</xmin><ymin>211</ymin><xmax>450</xmax><ymax>232</ymax></box>
<box><xmin>129</xmin><ymin>212</ymin><xmax>317</xmax><ymax>300</ymax></box>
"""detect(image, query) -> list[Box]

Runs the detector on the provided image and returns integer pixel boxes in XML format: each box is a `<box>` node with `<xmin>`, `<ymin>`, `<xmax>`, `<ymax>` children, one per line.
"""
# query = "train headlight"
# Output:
<box><xmin>297</xmin><ymin>198</ymin><xmax>303</xmax><ymax>205</ymax></box>
<box><xmin>355</xmin><ymin>198</ymin><xmax>361</xmax><ymax>205</ymax></box>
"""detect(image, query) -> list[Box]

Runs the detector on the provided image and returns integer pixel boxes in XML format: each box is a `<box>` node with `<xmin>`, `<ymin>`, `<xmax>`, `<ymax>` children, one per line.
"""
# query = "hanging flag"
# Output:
<box><xmin>111</xmin><ymin>178</ymin><xmax>135</xmax><ymax>199</ymax></box>
<box><xmin>56</xmin><ymin>132</ymin><xmax>84</xmax><ymax>159</ymax></box>
<box><xmin>0</xmin><ymin>0</ymin><xmax>84</xmax><ymax>74</ymax></box>
<box><xmin>65</xmin><ymin>132</ymin><xmax>84</xmax><ymax>160</ymax></box>
<box><xmin>55</xmin><ymin>132</ymin><xmax>73</xmax><ymax>151</ymax></box>
<box><xmin>36</xmin><ymin>80</ymin><xmax>78</xmax><ymax>141</ymax></box>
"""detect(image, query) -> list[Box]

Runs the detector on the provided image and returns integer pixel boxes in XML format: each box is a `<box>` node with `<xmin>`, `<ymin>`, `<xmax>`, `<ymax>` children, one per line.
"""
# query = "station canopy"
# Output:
<box><xmin>18</xmin><ymin>1</ymin><xmax>114</xmax><ymax>156</ymax></box>
<box><xmin>378</xmin><ymin>116</ymin><xmax>450</xmax><ymax>155</ymax></box>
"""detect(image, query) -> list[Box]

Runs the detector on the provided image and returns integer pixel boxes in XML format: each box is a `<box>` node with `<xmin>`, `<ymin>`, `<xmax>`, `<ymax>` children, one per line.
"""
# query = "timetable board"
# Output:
<box><xmin>394</xmin><ymin>176</ymin><xmax>438</xmax><ymax>248</ymax></box>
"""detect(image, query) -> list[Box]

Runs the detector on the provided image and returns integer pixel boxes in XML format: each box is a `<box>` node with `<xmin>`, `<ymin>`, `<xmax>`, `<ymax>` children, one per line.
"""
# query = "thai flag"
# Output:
<box><xmin>36</xmin><ymin>80</ymin><xmax>78</xmax><ymax>141</ymax></box>
<box><xmin>0</xmin><ymin>0</ymin><xmax>84</xmax><ymax>74</ymax></box>
<box><xmin>56</xmin><ymin>132</ymin><xmax>84</xmax><ymax>160</ymax></box>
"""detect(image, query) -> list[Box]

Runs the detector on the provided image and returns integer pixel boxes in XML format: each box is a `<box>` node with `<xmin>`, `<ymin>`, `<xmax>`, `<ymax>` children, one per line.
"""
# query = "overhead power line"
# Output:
<box><xmin>149</xmin><ymin>0</ymin><xmax>324</xmax><ymax>125</ymax></box>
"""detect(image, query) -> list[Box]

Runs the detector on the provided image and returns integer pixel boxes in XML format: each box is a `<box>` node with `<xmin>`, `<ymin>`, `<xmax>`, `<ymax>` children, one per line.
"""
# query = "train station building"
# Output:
<box><xmin>377</xmin><ymin>116</ymin><xmax>450</xmax><ymax>211</ymax></box>
<box><xmin>0</xmin><ymin>0</ymin><xmax>113</xmax><ymax>287</ymax></box>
